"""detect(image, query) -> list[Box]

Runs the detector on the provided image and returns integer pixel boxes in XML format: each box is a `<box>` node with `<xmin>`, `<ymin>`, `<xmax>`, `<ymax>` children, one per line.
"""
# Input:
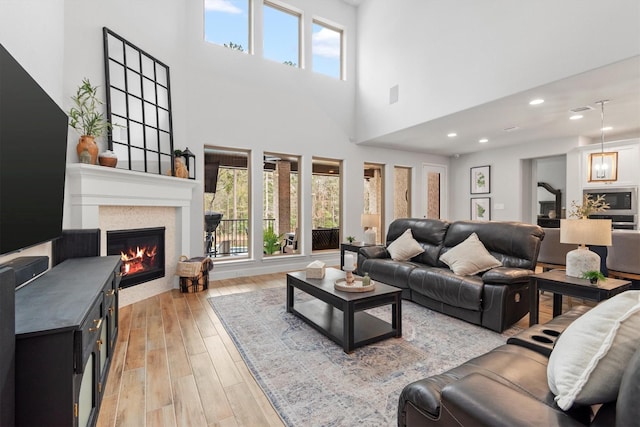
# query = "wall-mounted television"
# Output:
<box><xmin>0</xmin><ymin>44</ymin><xmax>68</xmax><ymax>255</ymax></box>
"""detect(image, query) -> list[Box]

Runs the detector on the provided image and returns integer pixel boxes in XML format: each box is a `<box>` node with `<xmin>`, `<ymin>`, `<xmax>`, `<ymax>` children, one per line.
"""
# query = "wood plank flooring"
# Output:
<box><xmin>96</xmin><ymin>271</ymin><xmax>566</xmax><ymax>427</ymax></box>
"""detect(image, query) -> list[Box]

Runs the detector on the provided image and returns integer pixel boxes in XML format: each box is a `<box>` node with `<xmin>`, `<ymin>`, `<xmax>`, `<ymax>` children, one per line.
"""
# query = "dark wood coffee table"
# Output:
<box><xmin>286</xmin><ymin>267</ymin><xmax>402</xmax><ymax>353</ymax></box>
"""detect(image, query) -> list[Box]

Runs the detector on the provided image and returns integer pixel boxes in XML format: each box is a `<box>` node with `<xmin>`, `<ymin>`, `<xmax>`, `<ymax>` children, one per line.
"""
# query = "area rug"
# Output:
<box><xmin>208</xmin><ymin>287</ymin><xmax>522</xmax><ymax>426</ymax></box>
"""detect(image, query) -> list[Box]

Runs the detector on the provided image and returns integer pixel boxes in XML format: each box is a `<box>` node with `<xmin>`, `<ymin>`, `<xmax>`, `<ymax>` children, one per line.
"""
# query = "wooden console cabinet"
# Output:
<box><xmin>15</xmin><ymin>256</ymin><xmax>121</xmax><ymax>427</ymax></box>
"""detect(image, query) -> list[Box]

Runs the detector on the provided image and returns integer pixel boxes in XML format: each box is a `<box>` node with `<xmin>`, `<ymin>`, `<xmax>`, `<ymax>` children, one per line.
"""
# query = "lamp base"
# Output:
<box><xmin>363</xmin><ymin>229</ymin><xmax>376</xmax><ymax>245</ymax></box>
<box><xmin>565</xmin><ymin>247</ymin><xmax>600</xmax><ymax>278</ymax></box>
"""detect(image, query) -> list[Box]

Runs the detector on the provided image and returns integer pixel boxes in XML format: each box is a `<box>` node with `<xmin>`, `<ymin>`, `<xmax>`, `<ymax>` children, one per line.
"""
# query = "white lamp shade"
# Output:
<box><xmin>361</xmin><ymin>213</ymin><xmax>380</xmax><ymax>228</ymax></box>
<box><xmin>560</xmin><ymin>219</ymin><xmax>612</xmax><ymax>246</ymax></box>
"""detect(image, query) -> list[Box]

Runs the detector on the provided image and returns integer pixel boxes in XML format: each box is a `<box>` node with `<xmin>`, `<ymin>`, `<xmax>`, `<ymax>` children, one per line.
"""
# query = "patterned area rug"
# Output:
<box><xmin>208</xmin><ymin>287</ymin><xmax>522</xmax><ymax>426</ymax></box>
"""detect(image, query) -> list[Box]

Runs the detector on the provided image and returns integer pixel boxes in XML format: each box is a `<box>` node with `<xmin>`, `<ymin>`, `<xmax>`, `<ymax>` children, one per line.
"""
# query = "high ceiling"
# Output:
<box><xmin>361</xmin><ymin>56</ymin><xmax>640</xmax><ymax>156</ymax></box>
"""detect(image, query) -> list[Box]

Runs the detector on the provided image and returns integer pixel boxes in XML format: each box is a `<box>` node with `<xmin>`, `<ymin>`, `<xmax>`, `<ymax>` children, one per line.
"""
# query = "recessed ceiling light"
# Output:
<box><xmin>478</xmin><ymin>138</ymin><xmax>488</xmax><ymax>144</ymax></box>
<box><xmin>570</xmin><ymin>114</ymin><xmax>583</xmax><ymax>120</ymax></box>
<box><xmin>447</xmin><ymin>133</ymin><xmax>457</xmax><ymax>138</ymax></box>
<box><xmin>529</xmin><ymin>99</ymin><xmax>544</xmax><ymax>105</ymax></box>
<box><xmin>601</xmin><ymin>126</ymin><xmax>613</xmax><ymax>131</ymax></box>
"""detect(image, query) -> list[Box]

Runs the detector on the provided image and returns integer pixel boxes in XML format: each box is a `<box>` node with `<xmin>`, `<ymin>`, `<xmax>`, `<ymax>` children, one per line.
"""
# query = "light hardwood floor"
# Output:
<box><xmin>96</xmin><ymin>271</ymin><xmax>563</xmax><ymax>427</ymax></box>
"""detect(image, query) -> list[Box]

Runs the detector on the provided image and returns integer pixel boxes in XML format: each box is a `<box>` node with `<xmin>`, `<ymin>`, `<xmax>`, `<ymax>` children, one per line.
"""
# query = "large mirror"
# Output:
<box><xmin>103</xmin><ymin>27</ymin><xmax>175</xmax><ymax>175</ymax></box>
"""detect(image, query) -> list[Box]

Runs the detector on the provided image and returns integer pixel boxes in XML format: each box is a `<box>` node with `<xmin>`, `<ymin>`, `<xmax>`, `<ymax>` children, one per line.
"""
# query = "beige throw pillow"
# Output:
<box><xmin>547</xmin><ymin>291</ymin><xmax>640</xmax><ymax>410</ymax></box>
<box><xmin>439</xmin><ymin>232</ymin><xmax>501</xmax><ymax>275</ymax></box>
<box><xmin>387</xmin><ymin>229</ymin><xmax>424</xmax><ymax>261</ymax></box>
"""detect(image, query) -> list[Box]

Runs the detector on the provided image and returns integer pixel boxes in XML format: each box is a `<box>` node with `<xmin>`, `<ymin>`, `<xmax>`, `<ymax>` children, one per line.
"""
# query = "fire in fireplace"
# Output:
<box><xmin>106</xmin><ymin>227</ymin><xmax>165</xmax><ymax>288</ymax></box>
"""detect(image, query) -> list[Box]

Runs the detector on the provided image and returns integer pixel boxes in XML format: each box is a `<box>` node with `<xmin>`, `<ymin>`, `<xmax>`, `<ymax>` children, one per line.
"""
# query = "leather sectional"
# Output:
<box><xmin>397</xmin><ymin>304</ymin><xmax>640</xmax><ymax>426</ymax></box>
<box><xmin>357</xmin><ymin>218</ymin><xmax>544</xmax><ymax>332</ymax></box>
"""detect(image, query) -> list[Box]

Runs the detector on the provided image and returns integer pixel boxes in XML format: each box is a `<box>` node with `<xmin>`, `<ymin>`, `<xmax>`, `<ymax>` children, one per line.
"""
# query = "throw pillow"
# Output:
<box><xmin>387</xmin><ymin>229</ymin><xmax>424</xmax><ymax>261</ymax></box>
<box><xmin>439</xmin><ymin>232</ymin><xmax>501</xmax><ymax>275</ymax></box>
<box><xmin>547</xmin><ymin>291</ymin><xmax>640</xmax><ymax>410</ymax></box>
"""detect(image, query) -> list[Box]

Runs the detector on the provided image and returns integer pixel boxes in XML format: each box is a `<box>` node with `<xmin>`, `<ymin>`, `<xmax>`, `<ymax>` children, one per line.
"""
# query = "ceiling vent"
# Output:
<box><xmin>503</xmin><ymin>126</ymin><xmax>520</xmax><ymax>132</ymax></box>
<box><xmin>569</xmin><ymin>106</ymin><xmax>594</xmax><ymax>113</ymax></box>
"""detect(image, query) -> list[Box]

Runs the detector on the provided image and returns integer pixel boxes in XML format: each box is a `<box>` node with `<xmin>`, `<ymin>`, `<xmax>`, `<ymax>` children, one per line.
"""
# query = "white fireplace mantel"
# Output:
<box><xmin>66</xmin><ymin>163</ymin><xmax>199</xmax><ymax>256</ymax></box>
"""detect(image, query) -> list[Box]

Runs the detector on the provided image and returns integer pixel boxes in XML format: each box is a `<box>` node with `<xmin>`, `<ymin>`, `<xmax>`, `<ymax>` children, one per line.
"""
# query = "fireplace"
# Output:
<box><xmin>106</xmin><ymin>227</ymin><xmax>165</xmax><ymax>288</ymax></box>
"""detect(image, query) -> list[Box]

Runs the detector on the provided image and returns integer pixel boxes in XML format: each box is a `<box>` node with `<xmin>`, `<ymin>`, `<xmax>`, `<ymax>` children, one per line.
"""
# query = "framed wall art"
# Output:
<box><xmin>470</xmin><ymin>165</ymin><xmax>490</xmax><ymax>194</ymax></box>
<box><xmin>588</xmin><ymin>152</ymin><xmax>618</xmax><ymax>182</ymax></box>
<box><xmin>471</xmin><ymin>197</ymin><xmax>491</xmax><ymax>221</ymax></box>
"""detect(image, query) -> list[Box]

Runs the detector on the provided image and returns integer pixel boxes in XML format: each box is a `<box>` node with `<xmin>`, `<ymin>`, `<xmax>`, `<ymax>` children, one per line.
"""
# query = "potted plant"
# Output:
<box><xmin>263</xmin><ymin>225</ymin><xmax>283</xmax><ymax>255</ymax></box>
<box><xmin>346</xmin><ymin>236</ymin><xmax>355</xmax><ymax>243</ymax></box>
<box><xmin>582</xmin><ymin>270</ymin><xmax>606</xmax><ymax>284</ymax></box>
<box><xmin>68</xmin><ymin>78</ymin><xmax>111</xmax><ymax>165</ymax></box>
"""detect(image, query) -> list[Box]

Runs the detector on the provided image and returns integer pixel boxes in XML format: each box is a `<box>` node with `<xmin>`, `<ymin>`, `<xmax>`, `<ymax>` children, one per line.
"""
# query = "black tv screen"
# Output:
<box><xmin>0</xmin><ymin>44</ymin><xmax>68</xmax><ymax>255</ymax></box>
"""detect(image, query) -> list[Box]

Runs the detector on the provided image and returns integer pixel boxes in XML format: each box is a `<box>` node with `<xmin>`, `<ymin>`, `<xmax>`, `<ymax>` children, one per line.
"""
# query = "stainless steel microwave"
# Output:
<box><xmin>583</xmin><ymin>187</ymin><xmax>637</xmax><ymax>215</ymax></box>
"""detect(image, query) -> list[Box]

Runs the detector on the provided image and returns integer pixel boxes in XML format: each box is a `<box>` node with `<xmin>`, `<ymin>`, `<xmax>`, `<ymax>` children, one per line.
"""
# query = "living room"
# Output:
<box><xmin>1</xmin><ymin>0</ymin><xmax>639</xmax><ymax>426</ymax></box>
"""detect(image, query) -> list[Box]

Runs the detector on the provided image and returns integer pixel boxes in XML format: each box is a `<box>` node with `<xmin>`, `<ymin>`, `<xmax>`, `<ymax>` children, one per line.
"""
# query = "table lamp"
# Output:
<box><xmin>361</xmin><ymin>213</ymin><xmax>380</xmax><ymax>245</ymax></box>
<box><xmin>560</xmin><ymin>219</ymin><xmax>612</xmax><ymax>278</ymax></box>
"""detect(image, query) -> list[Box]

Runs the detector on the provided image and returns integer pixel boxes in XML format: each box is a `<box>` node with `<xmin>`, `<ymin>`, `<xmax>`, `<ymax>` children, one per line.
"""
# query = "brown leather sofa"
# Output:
<box><xmin>358</xmin><ymin>218</ymin><xmax>544</xmax><ymax>332</ymax></box>
<box><xmin>397</xmin><ymin>305</ymin><xmax>640</xmax><ymax>427</ymax></box>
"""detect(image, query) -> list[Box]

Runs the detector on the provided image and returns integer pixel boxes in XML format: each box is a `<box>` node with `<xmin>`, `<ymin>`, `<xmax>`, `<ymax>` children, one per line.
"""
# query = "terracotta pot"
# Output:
<box><xmin>76</xmin><ymin>135</ymin><xmax>99</xmax><ymax>165</ymax></box>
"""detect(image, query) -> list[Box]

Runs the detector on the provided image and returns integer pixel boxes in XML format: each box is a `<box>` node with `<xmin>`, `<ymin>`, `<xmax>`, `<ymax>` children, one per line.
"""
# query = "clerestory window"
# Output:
<box><xmin>312</xmin><ymin>20</ymin><xmax>343</xmax><ymax>79</ymax></box>
<box><xmin>204</xmin><ymin>0</ymin><xmax>251</xmax><ymax>53</ymax></box>
<box><xmin>263</xmin><ymin>2</ymin><xmax>301</xmax><ymax>67</ymax></box>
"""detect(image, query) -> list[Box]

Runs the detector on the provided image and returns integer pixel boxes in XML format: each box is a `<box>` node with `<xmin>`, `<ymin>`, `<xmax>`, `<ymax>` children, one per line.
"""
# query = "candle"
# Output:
<box><xmin>344</xmin><ymin>253</ymin><xmax>355</xmax><ymax>270</ymax></box>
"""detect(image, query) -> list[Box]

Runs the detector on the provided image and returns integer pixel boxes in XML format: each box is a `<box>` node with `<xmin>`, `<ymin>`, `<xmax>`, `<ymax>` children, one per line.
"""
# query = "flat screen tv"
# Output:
<box><xmin>0</xmin><ymin>43</ymin><xmax>68</xmax><ymax>255</ymax></box>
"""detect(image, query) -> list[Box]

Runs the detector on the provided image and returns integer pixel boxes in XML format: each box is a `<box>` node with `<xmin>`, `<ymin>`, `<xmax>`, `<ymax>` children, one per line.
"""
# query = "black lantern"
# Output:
<box><xmin>181</xmin><ymin>147</ymin><xmax>196</xmax><ymax>180</ymax></box>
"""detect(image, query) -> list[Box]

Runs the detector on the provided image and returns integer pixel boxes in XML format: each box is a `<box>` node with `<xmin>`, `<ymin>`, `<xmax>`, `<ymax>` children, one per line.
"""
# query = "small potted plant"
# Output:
<box><xmin>263</xmin><ymin>225</ymin><xmax>283</xmax><ymax>255</ymax></box>
<box><xmin>346</xmin><ymin>236</ymin><xmax>355</xmax><ymax>243</ymax></box>
<box><xmin>582</xmin><ymin>270</ymin><xmax>606</xmax><ymax>285</ymax></box>
<box><xmin>68</xmin><ymin>78</ymin><xmax>112</xmax><ymax>165</ymax></box>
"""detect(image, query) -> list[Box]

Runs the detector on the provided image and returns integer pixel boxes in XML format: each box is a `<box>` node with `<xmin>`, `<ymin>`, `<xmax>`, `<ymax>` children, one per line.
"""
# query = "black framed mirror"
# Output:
<box><xmin>103</xmin><ymin>27</ymin><xmax>175</xmax><ymax>175</ymax></box>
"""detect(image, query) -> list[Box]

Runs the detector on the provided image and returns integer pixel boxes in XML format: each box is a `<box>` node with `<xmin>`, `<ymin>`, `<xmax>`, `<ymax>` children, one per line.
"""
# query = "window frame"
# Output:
<box><xmin>262</xmin><ymin>0</ymin><xmax>303</xmax><ymax>68</ymax></box>
<box><xmin>311</xmin><ymin>18</ymin><xmax>345</xmax><ymax>80</ymax></box>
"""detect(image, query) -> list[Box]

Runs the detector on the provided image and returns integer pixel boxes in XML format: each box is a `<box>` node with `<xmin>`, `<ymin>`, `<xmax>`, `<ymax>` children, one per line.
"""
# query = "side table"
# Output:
<box><xmin>529</xmin><ymin>269</ymin><xmax>631</xmax><ymax>326</ymax></box>
<box><xmin>340</xmin><ymin>242</ymin><xmax>376</xmax><ymax>272</ymax></box>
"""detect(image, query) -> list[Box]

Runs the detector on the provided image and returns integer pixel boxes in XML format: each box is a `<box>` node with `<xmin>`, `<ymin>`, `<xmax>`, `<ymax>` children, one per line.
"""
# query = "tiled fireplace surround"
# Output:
<box><xmin>66</xmin><ymin>164</ymin><xmax>198</xmax><ymax>307</ymax></box>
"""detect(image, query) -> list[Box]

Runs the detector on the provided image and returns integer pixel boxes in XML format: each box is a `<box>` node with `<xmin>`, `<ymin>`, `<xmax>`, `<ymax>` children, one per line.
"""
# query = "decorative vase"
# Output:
<box><xmin>98</xmin><ymin>150</ymin><xmax>118</xmax><ymax>167</ymax></box>
<box><xmin>76</xmin><ymin>135</ymin><xmax>99</xmax><ymax>165</ymax></box>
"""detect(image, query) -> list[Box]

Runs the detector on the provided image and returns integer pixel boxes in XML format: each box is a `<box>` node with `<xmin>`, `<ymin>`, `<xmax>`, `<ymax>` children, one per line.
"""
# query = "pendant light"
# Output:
<box><xmin>594</xmin><ymin>100</ymin><xmax>609</xmax><ymax>179</ymax></box>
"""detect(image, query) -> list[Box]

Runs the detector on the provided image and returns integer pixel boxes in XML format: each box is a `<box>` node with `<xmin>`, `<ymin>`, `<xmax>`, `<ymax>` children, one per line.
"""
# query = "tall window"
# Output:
<box><xmin>312</xmin><ymin>158</ymin><xmax>342</xmax><ymax>252</ymax></box>
<box><xmin>263</xmin><ymin>153</ymin><xmax>300</xmax><ymax>255</ymax></box>
<box><xmin>204</xmin><ymin>147</ymin><xmax>251</xmax><ymax>259</ymax></box>
<box><xmin>364</xmin><ymin>163</ymin><xmax>384</xmax><ymax>244</ymax></box>
<box><xmin>394</xmin><ymin>166</ymin><xmax>412</xmax><ymax>219</ymax></box>
<box><xmin>312</xmin><ymin>20</ymin><xmax>343</xmax><ymax>79</ymax></box>
<box><xmin>204</xmin><ymin>0</ymin><xmax>250</xmax><ymax>52</ymax></box>
<box><xmin>263</xmin><ymin>2</ymin><xmax>301</xmax><ymax>66</ymax></box>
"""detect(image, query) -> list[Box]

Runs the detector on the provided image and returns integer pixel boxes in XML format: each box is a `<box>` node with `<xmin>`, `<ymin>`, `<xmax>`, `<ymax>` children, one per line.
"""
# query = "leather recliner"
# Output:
<box><xmin>397</xmin><ymin>305</ymin><xmax>640</xmax><ymax>426</ymax></box>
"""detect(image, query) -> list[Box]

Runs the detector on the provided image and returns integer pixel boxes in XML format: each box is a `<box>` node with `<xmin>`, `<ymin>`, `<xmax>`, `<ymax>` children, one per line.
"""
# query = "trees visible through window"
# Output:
<box><xmin>263</xmin><ymin>2</ymin><xmax>300</xmax><ymax>66</ymax></box>
<box><xmin>263</xmin><ymin>153</ymin><xmax>300</xmax><ymax>255</ymax></box>
<box><xmin>204</xmin><ymin>0</ymin><xmax>250</xmax><ymax>52</ymax></box>
<box><xmin>312</xmin><ymin>158</ymin><xmax>341</xmax><ymax>251</ymax></box>
<box><xmin>204</xmin><ymin>147</ymin><xmax>251</xmax><ymax>259</ymax></box>
<box><xmin>312</xmin><ymin>20</ymin><xmax>343</xmax><ymax>79</ymax></box>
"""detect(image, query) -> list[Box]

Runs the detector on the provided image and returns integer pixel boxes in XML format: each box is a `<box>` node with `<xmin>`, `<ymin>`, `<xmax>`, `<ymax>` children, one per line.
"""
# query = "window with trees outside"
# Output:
<box><xmin>263</xmin><ymin>153</ymin><xmax>300</xmax><ymax>256</ymax></box>
<box><xmin>364</xmin><ymin>163</ymin><xmax>384</xmax><ymax>244</ymax></box>
<box><xmin>312</xmin><ymin>157</ymin><xmax>342</xmax><ymax>252</ymax></box>
<box><xmin>312</xmin><ymin>20</ymin><xmax>343</xmax><ymax>79</ymax></box>
<box><xmin>204</xmin><ymin>147</ymin><xmax>251</xmax><ymax>259</ymax></box>
<box><xmin>204</xmin><ymin>0</ymin><xmax>250</xmax><ymax>53</ymax></box>
<box><xmin>263</xmin><ymin>1</ymin><xmax>301</xmax><ymax>67</ymax></box>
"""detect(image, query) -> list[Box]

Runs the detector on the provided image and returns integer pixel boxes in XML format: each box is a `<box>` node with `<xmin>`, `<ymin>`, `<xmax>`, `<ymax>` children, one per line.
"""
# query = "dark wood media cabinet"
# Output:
<box><xmin>14</xmin><ymin>256</ymin><xmax>122</xmax><ymax>427</ymax></box>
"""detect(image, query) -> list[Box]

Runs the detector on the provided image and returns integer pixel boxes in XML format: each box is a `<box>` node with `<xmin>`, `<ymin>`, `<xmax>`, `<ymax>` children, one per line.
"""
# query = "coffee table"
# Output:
<box><xmin>286</xmin><ymin>267</ymin><xmax>402</xmax><ymax>353</ymax></box>
<box><xmin>529</xmin><ymin>269</ymin><xmax>632</xmax><ymax>326</ymax></box>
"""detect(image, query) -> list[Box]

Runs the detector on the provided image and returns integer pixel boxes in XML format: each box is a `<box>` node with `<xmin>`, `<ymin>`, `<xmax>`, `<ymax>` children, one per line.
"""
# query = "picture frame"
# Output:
<box><xmin>470</xmin><ymin>165</ymin><xmax>490</xmax><ymax>194</ymax></box>
<box><xmin>588</xmin><ymin>152</ymin><xmax>618</xmax><ymax>182</ymax></box>
<box><xmin>471</xmin><ymin>197</ymin><xmax>491</xmax><ymax>221</ymax></box>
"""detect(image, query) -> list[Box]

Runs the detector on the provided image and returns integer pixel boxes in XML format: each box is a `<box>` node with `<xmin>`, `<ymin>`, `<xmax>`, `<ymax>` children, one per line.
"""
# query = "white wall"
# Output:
<box><xmin>355</xmin><ymin>0</ymin><xmax>640</xmax><ymax>142</ymax></box>
<box><xmin>0</xmin><ymin>0</ymin><xmax>448</xmax><ymax>277</ymax></box>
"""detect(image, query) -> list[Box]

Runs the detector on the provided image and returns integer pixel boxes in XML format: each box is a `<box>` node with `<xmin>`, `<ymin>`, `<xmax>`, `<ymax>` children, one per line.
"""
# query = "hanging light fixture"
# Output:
<box><xmin>594</xmin><ymin>100</ymin><xmax>609</xmax><ymax>179</ymax></box>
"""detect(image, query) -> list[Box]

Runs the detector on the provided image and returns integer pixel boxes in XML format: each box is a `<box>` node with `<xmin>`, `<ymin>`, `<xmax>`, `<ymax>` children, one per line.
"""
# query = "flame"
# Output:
<box><xmin>120</xmin><ymin>245</ymin><xmax>158</xmax><ymax>276</ymax></box>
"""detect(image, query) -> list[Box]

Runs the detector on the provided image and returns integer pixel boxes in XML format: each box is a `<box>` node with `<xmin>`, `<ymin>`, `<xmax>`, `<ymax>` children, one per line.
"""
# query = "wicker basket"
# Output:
<box><xmin>176</xmin><ymin>255</ymin><xmax>204</xmax><ymax>277</ymax></box>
